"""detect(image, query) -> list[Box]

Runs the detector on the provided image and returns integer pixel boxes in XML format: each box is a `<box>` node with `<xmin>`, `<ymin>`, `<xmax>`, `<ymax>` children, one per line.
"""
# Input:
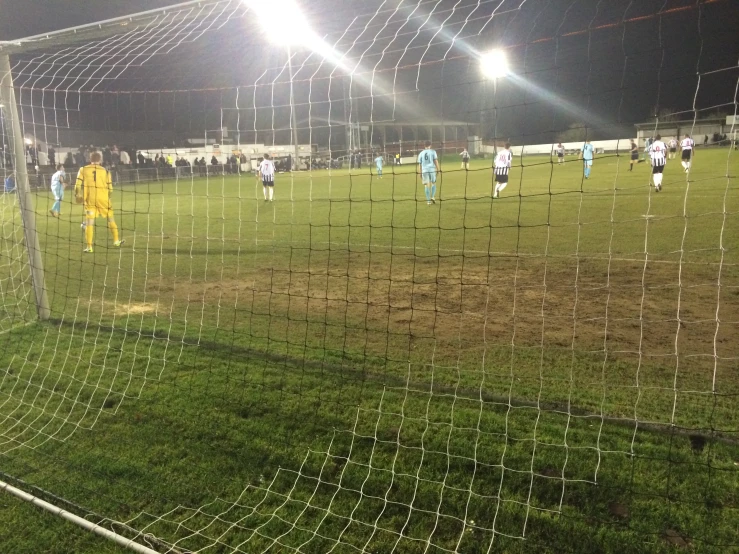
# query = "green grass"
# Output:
<box><xmin>1</xmin><ymin>150</ymin><xmax>738</xmax><ymax>553</ymax></box>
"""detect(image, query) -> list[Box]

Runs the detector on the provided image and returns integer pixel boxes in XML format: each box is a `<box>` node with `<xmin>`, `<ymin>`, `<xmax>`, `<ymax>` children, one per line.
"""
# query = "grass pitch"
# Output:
<box><xmin>1</xmin><ymin>149</ymin><xmax>738</xmax><ymax>553</ymax></box>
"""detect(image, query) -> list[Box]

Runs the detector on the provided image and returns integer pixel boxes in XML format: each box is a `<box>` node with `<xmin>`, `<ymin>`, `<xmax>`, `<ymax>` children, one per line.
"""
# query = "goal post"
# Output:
<box><xmin>0</xmin><ymin>54</ymin><xmax>49</xmax><ymax>320</ymax></box>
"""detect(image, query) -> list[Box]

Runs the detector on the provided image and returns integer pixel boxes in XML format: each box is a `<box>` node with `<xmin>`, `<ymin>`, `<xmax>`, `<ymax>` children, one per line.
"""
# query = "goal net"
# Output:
<box><xmin>1</xmin><ymin>0</ymin><xmax>737</xmax><ymax>552</ymax></box>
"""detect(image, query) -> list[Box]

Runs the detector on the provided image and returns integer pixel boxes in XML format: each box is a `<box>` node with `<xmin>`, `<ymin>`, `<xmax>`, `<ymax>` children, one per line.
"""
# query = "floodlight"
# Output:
<box><xmin>24</xmin><ymin>138</ymin><xmax>32</xmax><ymax>145</ymax></box>
<box><xmin>480</xmin><ymin>49</ymin><xmax>509</xmax><ymax>80</ymax></box>
<box><xmin>246</xmin><ymin>0</ymin><xmax>315</xmax><ymax>48</ymax></box>
<box><xmin>0</xmin><ymin>103</ymin><xmax>4</xmax><ymax>108</ymax></box>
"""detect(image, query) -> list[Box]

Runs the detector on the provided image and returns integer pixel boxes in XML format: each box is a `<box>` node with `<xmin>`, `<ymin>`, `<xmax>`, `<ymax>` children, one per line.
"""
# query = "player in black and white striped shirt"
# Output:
<box><xmin>649</xmin><ymin>134</ymin><xmax>667</xmax><ymax>192</ymax></box>
<box><xmin>668</xmin><ymin>137</ymin><xmax>678</xmax><ymax>159</ymax></box>
<box><xmin>259</xmin><ymin>154</ymin><xmax>276</xmax><ymax>201</ymax></box>
<box><xmin>493</xmin><ymin>143</ymin><xmax>513</xmax><ymax>198</ymax></box>
<box><xmin>680</xmin><ymin>134</ymin><xmax>694</xmax><ymax>172</ymax></box>
<box><xmin>555</xmin><ymin>142</ymin><xmax>565</xmax><ymax>164</ymax></box>
<box><xmin>460</xmin><ymin>148</ymin><xmax>470</xmax><ymax>170</ymax></box>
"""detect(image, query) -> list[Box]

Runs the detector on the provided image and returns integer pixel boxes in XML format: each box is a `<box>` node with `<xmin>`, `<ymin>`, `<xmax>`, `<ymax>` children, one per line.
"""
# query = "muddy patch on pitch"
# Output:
<box><xmin>139</xmin><ymin>254</ymin><xmax>737</xmax><ymax>362</ymax></box>
<box><xmin>82</xmin><ymin>299</ymin><xmax>164</xmax><ymax>317</ymax></box>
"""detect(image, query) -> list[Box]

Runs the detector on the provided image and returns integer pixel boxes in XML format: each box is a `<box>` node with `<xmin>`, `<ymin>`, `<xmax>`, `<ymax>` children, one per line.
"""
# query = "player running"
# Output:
<box><xmin>374</xmin><ymin>154</ymin><xmax>384</xmax><ymax>178</ymax></box>
<box><xmin>580</xmin><ymin>139</ymin><xmax>594</xmax><ymax>179</ymax></box>
<box><xmin>460</xmin><ymin>148</ymin><xmax>470</xmax><ymax>170</ymax></box>
<box><xmin>259</xmin><ymin>153</ymin><xmax>276</xmax><ymax>201</ymax></box>
<box><xmin>75</xmin><ymin>151</ymin><xmax>123</xmax><ymax>253</ymax></box>
<box><xmin>555</xmin><ymin>142</ymin><xmax>565</xmax><ymax>164</ymax></box>
<box><xmin>49</xmin><ymin>164</ymin><xmax>65</xmax><ymax>217</ymax></box>
<box><xmin>493</xmin><ymin>143</ymin><xmax>513</xmax><ymax>198</ymax></box>
<box><xmin>668</xmin><ymin>137</ymin><xmax>678</xmax><ymax>159</ymax></box>
<box><xmin>649</xmin><ymin>134</ymin><xmax>667</xmax><ymax>192</ymax></box>
<box><xmin>417</xmin><ymin>141</ymin><xmax>440</xmax><ymax>205</ymax></box>
<box><xmin>680</xmin><ymin>134</ymin><xmax>694</xmax><ymax>172</ymax></box>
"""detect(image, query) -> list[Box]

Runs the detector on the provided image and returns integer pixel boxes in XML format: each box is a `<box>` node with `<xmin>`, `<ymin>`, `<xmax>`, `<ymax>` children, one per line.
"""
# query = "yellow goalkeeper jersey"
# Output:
<box><xmin>75</xmin><ymin>163</ymin><xmax>112</xmax><ymax>208</ymax></box>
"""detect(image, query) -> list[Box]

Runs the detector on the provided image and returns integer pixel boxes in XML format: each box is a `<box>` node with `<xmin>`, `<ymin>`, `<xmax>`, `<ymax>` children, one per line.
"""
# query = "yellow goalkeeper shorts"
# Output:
<box><xmin>85</xmin><ymin>204</ymin><xmax>114</xmax><ymax>219</ymax></box>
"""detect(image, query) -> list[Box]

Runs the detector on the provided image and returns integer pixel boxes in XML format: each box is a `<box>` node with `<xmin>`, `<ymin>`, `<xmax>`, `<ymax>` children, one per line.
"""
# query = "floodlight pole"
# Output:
<box><xmin>287</xmin><ymin>46</ymin><xmax>300</xmax><ymax>171</ymax></box>
<box><xmin>0</xmin><ymin>55</ymin><xmax>50</xmax><ymax>321</ymax></box>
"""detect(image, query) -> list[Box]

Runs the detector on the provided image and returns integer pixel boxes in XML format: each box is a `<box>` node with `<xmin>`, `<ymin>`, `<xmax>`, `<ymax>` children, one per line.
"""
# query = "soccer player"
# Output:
<box><xmin>629</xmin><ymin>139</ymin><xmax>638</xmax><ymax>171</ymax></box>
<box><xmin>680</xmin><ymin>134</ymin><xmax>694</xmax><ymax>172</ymax></box>
<box><xmin>417</xmin><ymin>141</ymin><xmax>440</xmax><ymax>205</ymax></box>
<box><xmin>668</xmin><ymin>137</ymin><xmax>678</xmax><ymax>159</ymax></box>
<box><xmin>259</xmin><ymin>153</ymin><xmax>276</xmax><ymax>201</ymax></box>
<box><xmin>374</xmin><ymin>154</ymin><xmax>384</xmax><ymax>178</ymax></box>
<box><xmin>49</xmin><ymin>164</ymin><xmax>65</xmax><ymax>217</ymax></box>
<box><xmin>649</xmin><ymin>134</ymin><xmax>667</xmax><ymax>192</ymax></box>
<box><xmin>555</xmin><ymin>143</ymin><xmax>565</xmax><ymax>164</ymax></box>
<box><xmin>493</xmin><ymin>143</ymin><xmax>513</xmax><ymax>198</ymax></box>
<box><xmin>580</xmin><ymin>139</ymin><xmax>594</xmax><ymax>179</ymax></box>
<box><xmin>460</xmin><ymin>148</ymin><xmax>470</xmax><ymax>170</ymax></box>
<box><xmin>3</xmin><ymin>173</ymin><xmax>14</xmax><ymax>193</ymax></box>
<box><xmin>75</xmin><ymin>151</ymin><xmax>123</xmax><ymax>253</ymax></box>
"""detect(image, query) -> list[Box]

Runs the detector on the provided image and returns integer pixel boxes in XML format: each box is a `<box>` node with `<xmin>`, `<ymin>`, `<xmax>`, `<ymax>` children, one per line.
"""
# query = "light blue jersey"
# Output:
<box><xmin>374</xmin><ymin>156</ymin><xmax>384</xmax><ymax>177</ymax></box>
<box><xmin>418</xmin><ymin>148</ymin><xmax>437</xmax><ymax>172</ymax></box>
<box><xmin>51</xmin><ymin>170</ymin><xmax>65</xmax><ymax>197</ymax></box>
<box><xmin>581</xmin><ymin>143</ymin><xmax>594</xmax><ymax>161</ymax></box>
<box><xmin>50</xmin><ymin>169</ymin><xmax>65</xmax><ymax>215</ymax></box>
<box><xmin>418</xmin><ymin>148</ymin><xmax>438</xmax><ymax>185</ymax></box>
<box><xmin>581</xmin><ymin>143</ymin><xmax>594</xmax><ymax>178</ymax></box>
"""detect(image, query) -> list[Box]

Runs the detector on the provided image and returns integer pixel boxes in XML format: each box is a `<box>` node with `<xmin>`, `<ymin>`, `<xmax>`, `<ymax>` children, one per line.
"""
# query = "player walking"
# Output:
<box><xmin>75</xmin><ymin>151</ymin><xmax>123</xmax><ymax>253</ymax></box>
<box><xmin>493</xmin><ymin>143</ymin><xmax>513</xmax><ymax>198</ymax></box>
<box><xmin>417</xmin><ymin>141</ymin><xmax>440</xmax><ymax>205</ymax></box>
<box><xmin>374</xmin><ymin>154</ymin><xmax>384</xmax><ymax>178</ymax></box>
<box><xmin>259</xmin><ymin>153</ymin><xmax>276</xmax><ymax>201</ymax></box>
<box><xmin>460</xmin><ymin>148</ymin><xmax>470</xmax><ymax>170</ymax></box>
<box><xmin>49</xmin><ymin>164</ymin><xmax>65</xmax><ymax>217</ymax></box>
<box><xmin>668</xmin><ymin>137</ymin><xmax>678</xmax><ymax>159</ymax></box>
<box><xmin>580</xmin><ymin>139</ymin><xmax>594</xmax><ymax>179</ymax></box>
<box><xmin>680</xmin><ymin>134</ymin><xmax>694</xmax><ymax>172</ymax></box>
<box><xmin>649</xmin><ymin>134</ymin><xmax>667</xmax><ymax>192</ymax></box>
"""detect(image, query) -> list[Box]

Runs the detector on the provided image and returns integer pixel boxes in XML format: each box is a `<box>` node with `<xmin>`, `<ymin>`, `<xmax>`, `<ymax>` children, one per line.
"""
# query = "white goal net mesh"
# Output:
<box><xmin>0</xmin><ymin>0</ymin><xmax>737</xmax><ymax>552</ymax></box>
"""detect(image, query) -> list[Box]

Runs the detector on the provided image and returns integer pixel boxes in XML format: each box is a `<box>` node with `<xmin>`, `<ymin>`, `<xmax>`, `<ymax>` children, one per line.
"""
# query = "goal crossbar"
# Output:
<box><xmin>0</xmin><ymin>0</ymin><xmax>227</xmax><ymax>56</ymax></box>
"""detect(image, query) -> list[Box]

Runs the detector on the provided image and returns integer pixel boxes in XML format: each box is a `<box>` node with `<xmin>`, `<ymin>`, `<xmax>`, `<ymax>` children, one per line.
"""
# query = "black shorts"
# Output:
<box><xmin>669</xmin><ymin>147</ymin><xmax>676</xmax><ymax>153</ymax></box>
<box><xmin>652</xmin><ymin>164</ymin><xmax>664</xmax><ymax>174</ymax></box>
<box><xmin>263</xmin><ymin>179</ymin><xmax>274</xmax><ymax>187</ymax></box>
<box><xmin>495</xmin><ymin>174</ymin><xmax>509</xmax><ymax>184</ymax></box>
<box><xmin>631</xmin><ymin>152</ymin><xmax>638</xmax><ymax>160</ymax></box>
<box><xmin>681</xmin><ymin>149</ymin><xmax>692</xmax><ymax>161</ymax></box>
<box><xmin>557</xmin><ymin>153</ymin><xmax>564</xmax><ymax>158</ymax></box>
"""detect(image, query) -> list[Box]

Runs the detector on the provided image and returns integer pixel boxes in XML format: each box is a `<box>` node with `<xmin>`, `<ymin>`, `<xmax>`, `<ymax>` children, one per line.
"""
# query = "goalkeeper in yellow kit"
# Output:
<box><xmin>75</xmin><ymin>151</ymin><xmax>124</xmax><ymax>253</ymax></box>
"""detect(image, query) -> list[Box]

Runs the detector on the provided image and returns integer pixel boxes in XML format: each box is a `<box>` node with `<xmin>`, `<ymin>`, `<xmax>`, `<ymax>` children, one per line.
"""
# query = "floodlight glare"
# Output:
<box><xmin>246</xmin><ymin>0</ymin><xmax>315</xmax><ymax>47</ymax></box>
<box><xmin>480</xmin><ymin>49</ymin><xmax>509</xmax><ymax>80</ymax></box>
<box><xmin>24</xmin><ymin>138</ymin><xmax>32</xmax><ymax>145</ymax></box>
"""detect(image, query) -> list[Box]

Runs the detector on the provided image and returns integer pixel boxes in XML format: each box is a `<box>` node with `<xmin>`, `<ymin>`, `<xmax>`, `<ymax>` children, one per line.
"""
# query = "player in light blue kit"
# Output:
<box><xmin>49</xmin><ymin>164</ymin><xmax>66</xmax><ymax>217</ymax></box>
<box><xmin>580</xmin><ymin>139</ymin><xmax>594</xmax><ymax>179</ymax></box>
<box><xmin>417</xmin><ymin>141</ymin><xmax>440</xmax><ymax>204</ymax></box>
<box><xmin>374</xmin><ymin>154</ymin><xmax>384</xmax><ymax>178</ymax></box>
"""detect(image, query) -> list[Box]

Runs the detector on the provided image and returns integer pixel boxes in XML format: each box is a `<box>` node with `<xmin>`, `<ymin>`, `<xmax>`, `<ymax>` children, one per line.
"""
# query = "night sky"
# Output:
<box><xmin>1</xmin><ymin>0</ymin><xmax>737</xmax><ymax>148</ymax></box>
